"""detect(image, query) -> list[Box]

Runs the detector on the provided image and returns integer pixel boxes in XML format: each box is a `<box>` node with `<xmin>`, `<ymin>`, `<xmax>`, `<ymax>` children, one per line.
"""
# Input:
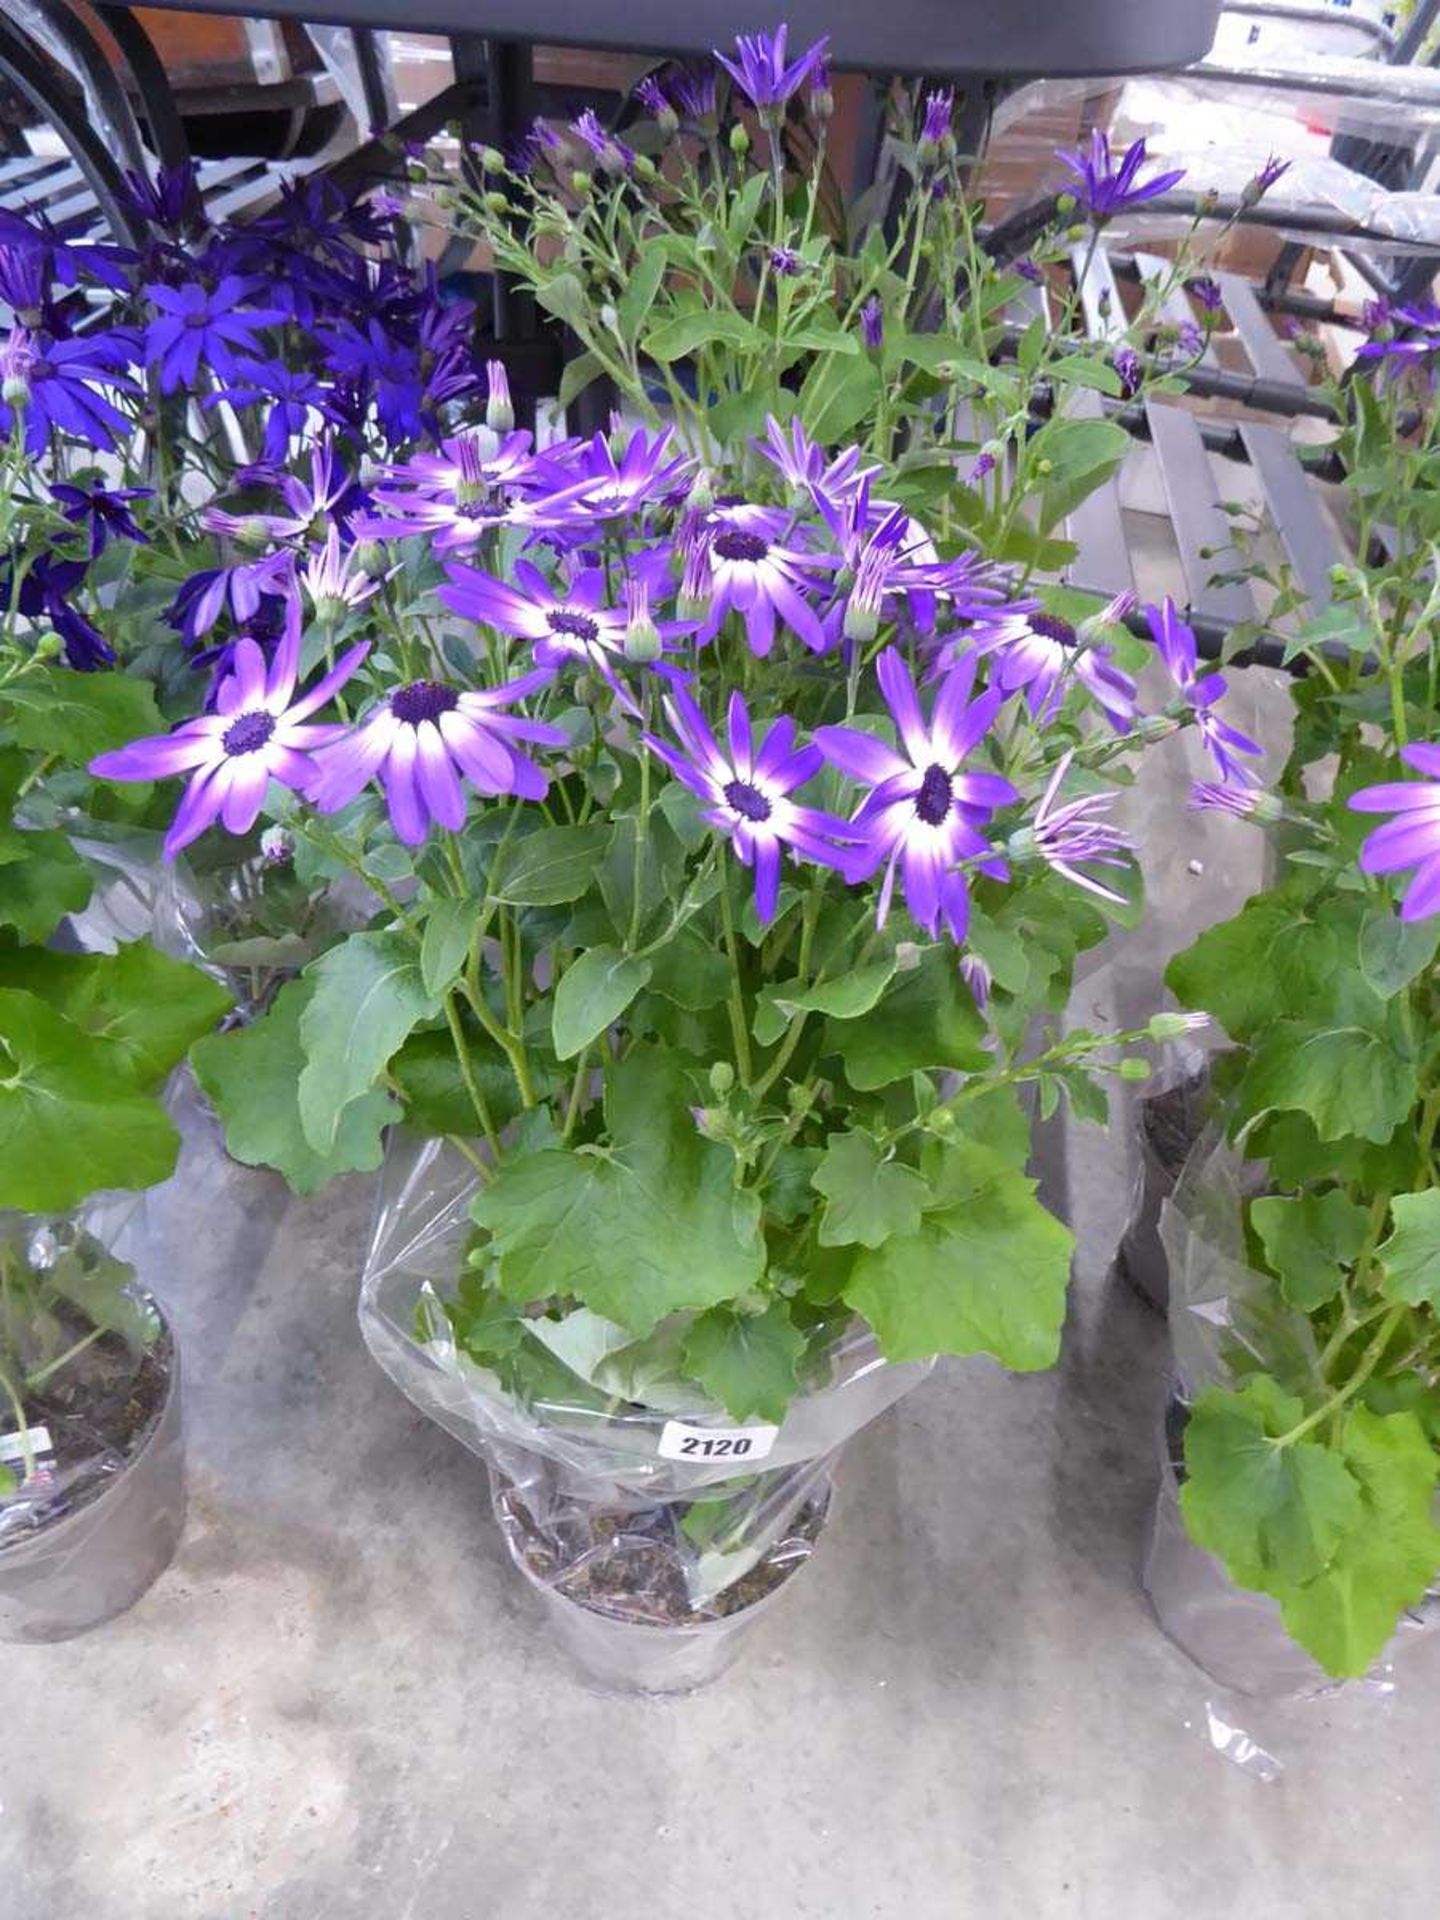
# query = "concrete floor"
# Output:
<box><xmin>6</xmin><ymin>660</ymin><xmax>1440</xmax><ymax>1916</ymax></box>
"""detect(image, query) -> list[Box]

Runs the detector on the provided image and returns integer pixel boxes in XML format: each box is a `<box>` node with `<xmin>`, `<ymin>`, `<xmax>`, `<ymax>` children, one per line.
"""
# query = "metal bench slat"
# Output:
<box><xmin>1215</xmin><ymin>272</ymin><xmax>1304</xmax><ymax>388</ymax></box>
<box><xmin>1145</xmin><ymin>399</ymin><xmax>1255</xmax><ymax>628</ymax></box>
<box><xmin>1238</xmin><ymin>421</ymin><xmax>1341</xmax><ymax>611</ymax></box>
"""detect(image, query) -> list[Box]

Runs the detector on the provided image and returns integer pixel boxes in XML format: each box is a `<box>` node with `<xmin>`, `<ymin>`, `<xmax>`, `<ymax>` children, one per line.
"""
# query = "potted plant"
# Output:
<box><xmin>0</xmin><ymin>480</ymin><xmax>230</xmax><ymax>1639</ymax></box>
<box><xmin>1147</xmin><ymin>302</ymin><xmax>1440</xmax><ymax>1690</ymax></box>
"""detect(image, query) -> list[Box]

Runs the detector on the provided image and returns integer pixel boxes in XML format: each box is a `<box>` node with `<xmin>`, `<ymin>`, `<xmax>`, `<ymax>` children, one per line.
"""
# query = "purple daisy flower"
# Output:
<box><xmin>378</xmin><ymin>428</ymin><xmax>541</xmax><ymax>503</ymax></box>
<box><xmin>754</xmin><ymin>416</ymin><xmax>879</xmax><ymax>507</ymax></box>
<box><xmin>212</xmin><ymin>358</ymin><xmax>336</xmax><ymax>466</ymax></box>
<box><xmin>1025</xmin><ymin>751</ymin><xmax>1132</xmax><ymax>903</ymax></box>
<box><xmin>89</xmin><ymin>605</ymin><xmax>367</xmax><ymax>858</ymax></box>
<box><xmin>571</xmin><ymin>109</ymin><xmax>635</xmax><ymax>173</ymax></box>
<box><xmin>644</xmin><ymin>688</ymin><xmax>849</xmax><ymax>923</ymax></box>
<box><xmin>695</xmin><ymin>509</ymin><xmax>830</xmax><ymax>656</ymax></box>
<box><xmin>1189</xmin><ymin>275</ymin><xmax>1225</xmax><ymax>318</ymax></box>
<box><xmin>119</xmin><ymin>162</ymin><xmax>200</xmax><ymax>236</ymax></box>
<box><xmin>715</xmin><ymin>27</ymin><xmax>830</xmax><ymax>118</ymax></box>
<box><xmin>961</xmin><ymin>607</ymin><xmax>1137</xmax><ymax>732</ymax></box>
<box><xmin>670</xmin><ymin>64</ymin><xmax>718</xmax><ymax>129</ymax></box>
<box><xmin>1191</xmin><ymin>780</ymin><xmax>1265</xmax><ymax>818</ymax></box>
<box><xmin>143</xmin><ymin>277</ymin><xmax>287</xmax><ymax>392</ymax></box>
<box><xmin>0</xmin><ymin>327</ymin><xmax>139</xmax><ymax>456</ymax></box>
<box><xmin>1146</xmin><ymin>597</ymin><xmax>1262</xmax><ymax>785</ymax></box>
<box><xmin>50</xmin><ymin>481</ymin><xmax>152</xmax><ymax>560</ymax></box>
<box><xmin>546</xmin><ymin>426</ymin><xmax>692</xmax><ymax>521</ymax></box>
<box><xmin>307</xmin><ymin>667</ymin><xmax>567</xmax><ymax>845</ymax></box>
<box><xmin>0</xmin><ymin>552</ymin><xmax>114</xmax><ymax>671</ymax></box>
<box><xmin>815</xmin><ymin>648</ymin><xmax>1017</xmax><ymax>944</ymax></box>
<box><xmin>167</xmin><ymin>549</ymin><xmax>296</xmax><ymax>645</ymax></box>
<box><xmin>1245</xmin><ymin>155</ymin><xmax>1291</xmax><ymax>206</ymax></box>
<box><xmin>1349</xmin><ymin>744</ymin><xmax>1440</xmax><ymax>922</ymax></box>
<box><xmin>301</xmin><ymin>527</ymin><xmax>381</xmax><ymax>622</ymax></box>
<box><xmin>1356</xmin><ymin>299</ymin><xmax>1440</xmax><ymax>377</ymax></box>
<box><xmin>860</xmin><ymin>297</ymin><xmax>885</xmax><ymax>351</ymax></box>
<box><xmin>920</xmin><ymin>89</ymin><xmax>954</xmax><ymax>149</ymax></box>
<box><xmin>1056</xmin><ymin>132</ymin><xmax>1184</xmax><ymax>222</ymax></box>
<box><xmin>1111</xmin><ymin>344</ymin><xmax>1143</xmax><ymax>398</ymax></box>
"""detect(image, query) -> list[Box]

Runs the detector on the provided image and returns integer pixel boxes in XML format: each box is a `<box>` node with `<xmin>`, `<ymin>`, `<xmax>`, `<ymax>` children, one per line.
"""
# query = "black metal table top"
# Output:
<box><xmin>114</xmin><ymin>0</ymin><xmax>1222</xmax><ymax>81</ymax></box>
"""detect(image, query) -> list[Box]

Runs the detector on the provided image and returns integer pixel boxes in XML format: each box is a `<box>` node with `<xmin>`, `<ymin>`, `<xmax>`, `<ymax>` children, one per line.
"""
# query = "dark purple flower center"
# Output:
<box><xmin>222</xmin><ymin>710</ymin><xmax>276</xmax><ymax>756</ymax></box>
<box><xmin>1028</xmin><ymin>612</ymin><xmax>1077</xmax><ymax>647</ymax></box>
<box><xmin>713</xmin><ymin>530</ymin><xmax>769</xmax><ymax>564</ymax></box>
<box><xmin>915</xmin><ymin>763</ymin><xmax>954</xmax><ymax>826</ymax></box>
<box><xmin>460</xmin><ymin>500</ymin><xmax>506</xmax><ymax>522</ymax></box>
<box><xmin>392</xmin><ymin>679</ymin><xmax>459</xmax><ymax>725</ymax></box>
<box><xmin>184</xmin><ymin>310</ymin><xmax>210</xmax><ymax>331</ymax></box>
<box><xmin>724</xmin><ymin>778</ymin><xmax>772</xmax><ymax>823</ymax></box>
<box><xmin>548</xmin><ymin>610</ymin><xmax>600</xmax><ymax>643</ymax></box>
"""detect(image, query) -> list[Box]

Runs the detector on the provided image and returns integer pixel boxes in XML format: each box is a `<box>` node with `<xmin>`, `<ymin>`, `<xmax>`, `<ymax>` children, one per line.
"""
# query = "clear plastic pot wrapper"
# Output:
<box><xmin>359</xmin><ymin>1134</ymin><xmax>933</xmax><ymax>1676</ymax></box>
<box><xmin>1114</xmin><ymin>1044</ymin><xmax>1210</xmax><ymax>1314</ymax></box>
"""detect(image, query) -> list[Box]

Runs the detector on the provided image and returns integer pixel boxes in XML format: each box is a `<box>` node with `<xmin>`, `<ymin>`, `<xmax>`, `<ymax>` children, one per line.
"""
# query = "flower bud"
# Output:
<box><xmin>927</xmin><ymin>1106</ymin><xmax>956</xmax><ymax>1134</ymax></box>
<box><xmin>633</xmin><ymin>154</ymin><xmax>658</xmax><ymax>183</ymax></box>
<box><xmin>843</xmin><ymin>597</ymin><xmax>879</xmax><ymax>646</ymax></box>
<box><xmin>32</xmin><ymin>629</ymin><xmax>63</xmax><ymax>661</ymax></box>
<box><xmin>1117</xmin><ymin>1057</ymin><xmax>1151</xmax><ymax>1082</ymax></box>
<box><xmin>1055</xmin><ymin>191</ymin><xmax>1077</xmax><ymax>217</ymax></box>
<box><xmin>709</xmin><ymin>1060</ymin><xmax>735</xmax><ymax>1096</ymax></box>
<box><xmin>570</xmin><ymin>170</ymin><xmax>593</xmax><ymax>197</ymax></box>
<box><xmin>483</xmin><ymin>191</ymin><xmax>509</xmax><ymax>215</ymax></box>
<box><xmin>2</xmin><ymin>371</ymin><xmax>28</xmax><ymax>410</ymax></box>
<box><xmin>787</xmin><ymin>1081</ymin><xmax>814</xmax><ymax>1114</ymax></box>
<box><xmin>485</xmin><ymin>359</ymin><xmax>515</xmax><ymax>435</ymax></box>
<box><xmin>260</xmin><ymin>825</ymin><xmax>294</xmax><ymax>866</ymax></box>
<box><xmin>686</xmin><ymin>469</ymin><xmax>715</xmax><ymax>515</ymax></box>
<box><xmin>624</xmin><ymin>578</ymin><xmax>662</xmax><ymax>663</ymax></box>
<box><xmin>233</xmin><ymin>515</ymin><xmax>275</xmax><ymax>555</ymax></box>
<box><xmin>1147</xmin><ymin>1010</ymin><xmax>1209</xmax><ymax>1041</ymax></box>
<box><xmin>356</xmin><ymin>539</ymin><xmax>387</xmax><ymax>576</ymax></box>
<box><xmin>481</xmin><ymin>146</ymin><xmax>506</xmax><ymax>174</ymax></box>
<box><xmin>729</xmin><ymin>123</ymin><xmax>751</xmax><ymax>158</ymax></box>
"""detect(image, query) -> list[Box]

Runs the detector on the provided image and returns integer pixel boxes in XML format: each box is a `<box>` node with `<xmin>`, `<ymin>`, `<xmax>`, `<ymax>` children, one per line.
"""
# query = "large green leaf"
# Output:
<box><xmin>6</xmin><ymin>666</ymin><xmax>164</xmax><ymax>764</ymax></box>
<box><xmin>644</xmin><ymin>307</ymin><xmax>760</xmax><ymax>363</ymax></box>
<box><xmin>419</xmin><ymin>899</ymin><xmax>475</xmax><ymax>1000</ymax></box>
<box><xmin>0</xmin><ymin>825</ymin><xmax>91</xmax><ymax>941</ymax></box>
<box><xmin>1277</xmin><ymin>1408</ymin><xmax>1440</xmax><ymax>1678</ymax></box>
<box><xmin>1250</xmin><ymin>1190</ymin><xmax>1370</xmax><ymax>1311</ymax></box>
<box><xmin>1166</xmin><ymin>893</ymin><xmax>1346</xmax><ymax>1043</ymax></box>
<box><xmin>826</xmin><ymin>947</ymin><xmax>988</xmax><ymax>1089</ymax></box>
<box><xmin>797</xmin><ymin>352</ymin><xmax>881</xmax><ymax>442</ymax></box>
<box><xmin>811</xmin><ymin>1130</ymin><xmax>928</xmax><ymax>1249</ymax></box>
<box><xmin>1030</xmin><ymin>415</ymin><xmax>1131</xmax><ymax>533</ymax></box>
<box><xmin>0</xmin><ymin>943</ymin><xmax>230</xmax><ymax>1087</ymax></box>
<box><xmin>297</xmin><ymin>931</ymin><xmax>436</xmax><ymax>1151</ymax></box>
<box><xmin>1238</xmin><ymin>1009</ymin><xmax>1417</xmax><ymax>1145</ymax></box>
<box><xmin>471</xmin><ymin>1044</ymin><xmax>765</xmax><ymax>1336</ymax></box>
<box><xmin>192</xmin><ymin>979</ymin><xmax>394</xmax><ymax>1194</ymax></box>
<box><xmin>680</xmin><ymin>1303</ymin><xmax>806</xmax><ymax>1423</ymax></box>
<box><xmin>842</xmin><ymin>1156</ymin><xmax>1073</xmax><ymax>1368</ymax></box>
<box><xmin>1359</xmin><ymin>909</ymin><xmax>1440</xmax><ymax>999</ymax></box>
<box><xmin>489</xmin><ymin>824</ymin><xmax>610</xmax><ymax>906</ymax></box>
<box><xmin>1181</xmin><ymin>1378</ymin><xmax>1364</xmax><ymax>1590</ymax></box>
<box><xmin>1378</xmin><ymin>1190</ymin><xmax>1440</xmax><ymax>1311</ymax></box>
<box><xmin>551</xmin><ymin>944</ymin><xmax>652</xmax><ymax>1059</ymax></box>
<box><xmin>0</xmin><ymin>989</ymin><xmax>178</xmax><ymax>1210</ymax></box>
<box><xmin>754</xmin><ymin>958</ymin><xmax>897</xmax><ymax>1046</ymax></box>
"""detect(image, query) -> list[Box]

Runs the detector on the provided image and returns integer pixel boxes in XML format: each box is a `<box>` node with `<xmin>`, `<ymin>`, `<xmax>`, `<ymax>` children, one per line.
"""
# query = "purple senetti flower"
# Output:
<box><xmin>635</xmin><ymin>74</ymin><xmax>671</xmax><ymax>120</ymax></box>
<box><xmin>920</xmin><ymin>89</ymin><xmax>954</xmax><ymax>149</ymax></box>
<box><xmin>816</xmin><ymin>648</ymin><xmax>1017</xmax><ymax>944</ymax></box>
<box><xmin>0</xmin><ymin>326</ymin><xmax>138</xmax><ymax>456</ymax></box>
<box><xmin>1012</xmin><ymin>257</ymin><xmax>1045</xmax><ymax>287</ymax></box>
<box><xmin>89</xmin><ymin>601</ymin><xmax>367</xmax><ymax>857</ymax></box>
<box><xmin>754</xmin><ymin>415</ymin><xmax>878</xmax><ymax>507</ymax></box>
<box><xmin>1189</xmin><ymin>276</ymin><xmax>1224</xmax><ymax>318</ymax></box>
<box><xmin>696</xmin><ymin>508</ymin><xmax>830</xmax><ymax>655</ymax></box>
<box><xmin>715</xmin><ymin>27</ymin><xmax>830</xmax><ymax>117</ymax></box>
<box><xmin>669</xmin><ymin>64</ymin><xmax>718</xmax><ymax>128</ymax></box>
<box><xmin>119</xmin><ymin>162</ymin><xmax>200</xmax><ymax>236</ymax></box>
<box><xmin>860</xmin><ymin>297</ymin><xmax>885</xmax><ymax>351</ymax></box>
<box><xmin>544</xmin><ymin>426</ymin><xmax>692</xmax><ymax>520</ymax></box>
<box><xmin>1349</xmin><ymin>744</ymin><xmax>1440</xmax><ymax>922</ymax></box>
<box><xmin>1245</xmin><ymin>155</ymin><xmax>1291</xmax><ymax>205</ymax></box>
<box><xmin>960</xmin><ymin>606</ymin><xmax>1137</xmax><ymax>732</ymax></box>
<box><xmin>1111</xmin><ymin>344</ymin><xmax>1142</xmax><ymax>398</ymax></box>
<box><xmin>144</xmin><ymin>277</ymin><xmax>286</xmax><ymax>392</ymax></box>
<box><xmin>50</xmin><ymin>481</ymin><xmax>152</xmax><ymax>559</ymax></box>
<box><xmin>1025</xmin><ymin>752</ymin><xmax>1132</xmax><ymax>903</ymax></box>
<box><xmin>571</xmin><ymin>109</ymin><xmax>635</xmax><ymax>174</ymax></box>
<box><xmin>0</xmin><ymin>552</ymin><xmax>114</xmax><ymax>671</ymax></box>
<box><xmin>644</xmin><ymin>689</ymin><xmax>849</xmax><ymax>923</ymax></box>
<box><xmin>213</xmin><ymin>358</ymin><xmax>335</xmax><ymax>465</ymax></box>
<box><xmin>1357</xmin><ymin>299</ymin><xmax>1440</xmax><ymax>377</ymax></box>
<box><xmin>308</xmin><ymin>666</ymin><xmax>566</xmax><ymax>845</ymax></box>
<box><xmin>167</xmin><ymin>548</ymin><xmax>296</xmax><ymax>645</ymax></box>
<box><xmin>1146</xmin><ymin>597</ymin><xmax>1262</xmax><ymax>785</ymax></box>
<box><xmin>1056</xmin><ymin>132</ymin><xmax>1184</xmax><ymax>221</ymax></box>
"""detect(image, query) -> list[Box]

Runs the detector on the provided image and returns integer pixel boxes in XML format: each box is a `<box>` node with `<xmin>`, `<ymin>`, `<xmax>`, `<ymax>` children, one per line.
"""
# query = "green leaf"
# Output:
<box><xmin>797</xmin><ymin>351</ymin><xmax>881</xmax><ymax>442</ymax></box>
<box><xmin>0</xmin><ymin>943</ymin><xmax>230</xmax><ymax>1087</ymax></box>
<box><xmin>389</xmin><ymin>1027</ymin><xmax>563</xmax><ymax>1137</ymax></box>
<box><xmin>842</xmin><ymin>1158</ymin><xmax>1073</xmax><ymax>1368</ymax></box>
<box><xmin>1180</xmin><ymin>1379</ymin><xmax>1363</xmax><ymax>1589</ymax></box>
<box><xmin>827</xmin><ymin>947</ymin><xmax>988</xmax><ymax>1089</ymax></box>
<box><xmin>419</xmin><ymin>899</ymin><xmax>474</xmax><ymax>1001</ymax></box>
<box><xmin>551</xmin><ymin>944</ymin><xmax>652</xmax><ymax>1059</ymax></box>
<box><xmin>556</xmin><ymin>350</ymin><xmax>606</xmax><ymax>413</ymax></box>
<box><xmin>1239</xmin><ymin>1009</ymin><xmax>1416</xmax><ymax>1145</ymax></box>
<box><xmin>616</xmin><ymin>246</ymin><xmax>667</xmax><ymax>344</ymax></box>
<box><xmin>472</xmin><ymin>1044</ymin><xmax>765</xmax><ymax>1336</ymax></box>
<box><xmin>1378</xmin><ymin>1190</ymin><xmax>1440</xmax><ymax>1310</ymax></box>
<box><xmin>646</xmin><ymin>929</ymin><xmax>730</xmax><ymax>1010</ymax></box>
<box><xmin>0</xmin><ymin>989</ymin><xmax>178</xmax><ymax>1210</ymax></box>
<box><xmin>534</xmin><ymin>272</ymin><xmax>590</xmax><ymax>330</ymax></box>
<box><xmin>680</xmin><ymin>1303</ymin><xmax>806</xmax><ymax>1423</ymax></box>
<box><xmin>0</xmin><ymin>827</ymin><xmax>91</xmax><ymax>942</ymax></box>
<box><xmin>1360</xmin><ymin>909</ymin><xmax>1440</xmax><ymax>999</ymax></box>
<box><xmin>644</xmin><ymin>308</ymin><xmax>758</xmax><ymax>363</ymax></box>
<box><xmin>7</xmin><ymin>667</ymin><xmax>164</xmax><ymax>765</ymax></box>
<box><xmin>1251</xmin><ymin>1190</ymin><xmax>1370</xmax><ymax>1311</ymax></box>
<box><xmin>755</xmin><ymin>957</ymin><xmax>898</xmax><ymax>1045</ymax></box>
<box><xmin>297</xmin><ymin>931</ymin><xmax>436</xmax><ymax>1152</ymax></box>
<box><xmin>1030</xmin><ymin>415</ymin><xmax>1131</xmax><ymax>533</ymax></box>
<box><xmin>1279</xmin><ymin>1408</ymin><xmax>1440</xmax><ymax>1678</ymax></box>
<box><xmin>811</xmin><ymin>1131</ymin><xmax>928</xmax><ymax>1249</ymax></box>
<box><xmin>192</xmin><ymin>979</ymin><xmax>394</xmax><ymax>1195</ymax></box>
<box><xmin>1047</xmin><ymin>355</ymin><xmax>1124</xmax><ymax>397</ymax></box>
<box><xmin>490</xmin><ymin>824</ymin><xmax>610</xmax><ymax>905</ymax></box>
<box><xmin>1166</xmin><ymin>893</ymin><xmax>1351</xmax><ymax>1043</ymax></box>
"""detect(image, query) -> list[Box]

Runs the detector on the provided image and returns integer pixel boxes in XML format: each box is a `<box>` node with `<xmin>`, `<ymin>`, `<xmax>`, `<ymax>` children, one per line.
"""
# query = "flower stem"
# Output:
<box><xmin>443</xmin><ymin>990</ymin><xmax>501</xmax><ymax>1159</ymax></box>
<box><xmin>718</xmin><ymin>857</ymin><xmax>754</xmax><ymax>1086</ymax></box>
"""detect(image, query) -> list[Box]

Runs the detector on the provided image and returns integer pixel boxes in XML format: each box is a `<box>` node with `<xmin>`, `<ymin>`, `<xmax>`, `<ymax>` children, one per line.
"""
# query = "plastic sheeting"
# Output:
<box><xmin>359</xmin><ymin>1132</ymin><xmax>933</xmax><ymax>1689</ymax></box>
<box><xmin>1143</xmin><ymin>1130</ymin><xmax>1440</xmax><ymax>1705</ymax></box>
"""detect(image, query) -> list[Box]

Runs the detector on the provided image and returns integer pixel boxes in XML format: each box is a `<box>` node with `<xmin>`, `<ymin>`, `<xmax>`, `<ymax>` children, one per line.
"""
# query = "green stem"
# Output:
<box><xmin>23</xmin><ymin>1327</ymin><xmax>104</xmax><ymax>1393</ymax></box>
<box><xmin>1280</xmin><ymin>1303</ymin><xmax>1407</xmax><ymax>1449</ymax></box>
<box><xmin>443</xmin><ymin>991</ymin><xmax>501</xmax><ymax>1161</ymax></box>
<box><xmin>717</xmin><ymin>858</ymin><xmax>754</xmax><ymax>1086</ymax></box>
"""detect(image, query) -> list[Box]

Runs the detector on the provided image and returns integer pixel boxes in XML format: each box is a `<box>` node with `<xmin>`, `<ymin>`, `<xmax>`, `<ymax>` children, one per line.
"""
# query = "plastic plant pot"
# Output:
<box><xmin>1114</xmin><ymin>1064</ymin><xmax>1211</xmax><ymax>1314</ymax></box>
<box><xmin>0</xmin><ymin>1312</ymin><xmax>185</xmax><ymax>1644</ymax></box>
